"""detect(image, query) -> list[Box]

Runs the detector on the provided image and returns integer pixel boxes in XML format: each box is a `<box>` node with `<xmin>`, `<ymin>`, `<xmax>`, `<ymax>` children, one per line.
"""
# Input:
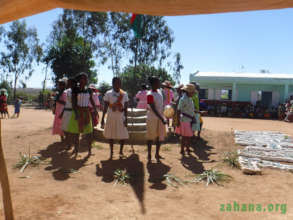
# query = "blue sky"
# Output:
<box><xmin>3</xmin><ymin>8</ymin><xmax>293</xmax><ymax>88</ymax></box>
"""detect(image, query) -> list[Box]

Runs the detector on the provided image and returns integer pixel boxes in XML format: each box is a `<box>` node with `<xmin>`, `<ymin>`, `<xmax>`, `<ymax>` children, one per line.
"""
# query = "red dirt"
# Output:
<box><xmin>0</xmin><ymin>108</ymin><xmax>293</xmax><ymax>220</ymax></box>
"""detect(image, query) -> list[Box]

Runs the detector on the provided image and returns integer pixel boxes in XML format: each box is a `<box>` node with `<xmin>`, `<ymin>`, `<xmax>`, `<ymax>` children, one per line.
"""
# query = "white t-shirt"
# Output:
<box><xmin>64</xmin><ymin>88</ymin><xmax>72</xmax><ymax>109</ymax></box>
<box><xmin>147</xmin><ymin>89</ymin><xmax>164</xmax><ymax>119</ymax></box>
<box><xmin>104</xmin><ymin>89</ymin><xmax>129</xmax><ymax>113</ymax></box>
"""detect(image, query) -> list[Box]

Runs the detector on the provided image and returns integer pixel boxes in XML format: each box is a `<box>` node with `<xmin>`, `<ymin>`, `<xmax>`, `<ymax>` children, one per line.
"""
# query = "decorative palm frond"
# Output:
<box><xmin>164</xmin><ymin>174</ymin><xmax>187</xmax><ymax>188</ymax></box>
<box><xmin>192</xmin><ymin>169</ymin><xmax>232</xmax><ymax>186</ymax></box>
<box><xmin>14</xmin><ymin>149</ymin><xmax>41</xmax><ymax>172</ymax></box>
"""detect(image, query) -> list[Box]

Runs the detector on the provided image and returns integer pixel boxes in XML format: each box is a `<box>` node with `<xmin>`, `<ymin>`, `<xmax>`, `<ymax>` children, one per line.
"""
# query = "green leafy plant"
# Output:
<box><xmin>223</xmin><ymin>151</ymin><xmax>240</xmax><ymax>169</ymax></box>
<box><xmin>164</xmin><ymin>174</ymin><xmax>186</xmax><ymax>188</ymax></box>
<box><xmin>14</xmin><ymin>151</ymin><xmax>41</xmax><ymax>172</ymax></box>
<box><xmin>192</xmin><ymin>169</ymin><xmax>232</xmax><ymax>186</ymax></box>
<box><xmin>113</xmin><ymin>169</ymin><xmax>130</xmax><ymax>185</ymax></box>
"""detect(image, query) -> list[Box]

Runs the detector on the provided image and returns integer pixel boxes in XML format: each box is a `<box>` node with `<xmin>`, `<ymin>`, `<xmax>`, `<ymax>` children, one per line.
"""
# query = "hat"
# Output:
<box><xmin>162</xmin><ymin>80</ymin><xmax>173</xmax><ymax>88</ymax></box>
<box><xmin>58</xmin><ymin>77</ymin><xmax>68</xmax><ymax>83</ymax></box>
<box><xmin>181</xmin><ymin>84</ymin><xmax>196</xmax><ymax>94</ymax></box>
<box><xmin>89</xmin><ymin>84</ymin><xmax>97</xmax><ymax>89</ymax></box>
<box><xmin>75</xmin><ymin>72</ymin><xmax>88</xmax><ymax>80</ymax></box>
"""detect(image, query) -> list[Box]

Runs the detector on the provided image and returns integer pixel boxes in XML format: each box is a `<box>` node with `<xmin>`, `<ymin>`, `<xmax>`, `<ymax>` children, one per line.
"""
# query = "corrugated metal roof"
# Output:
<box><xmin>192</xmin><ymin>72</ymin><xmax>293</xmax><ymax>79</ymax></box>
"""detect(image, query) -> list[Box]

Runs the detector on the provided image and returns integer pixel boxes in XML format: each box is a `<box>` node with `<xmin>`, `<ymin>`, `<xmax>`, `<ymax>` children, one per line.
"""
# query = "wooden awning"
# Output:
<box><xmin>1</xmin><ymin>0</ymin><xmax>293</xmax><ymax>24</ymax></box>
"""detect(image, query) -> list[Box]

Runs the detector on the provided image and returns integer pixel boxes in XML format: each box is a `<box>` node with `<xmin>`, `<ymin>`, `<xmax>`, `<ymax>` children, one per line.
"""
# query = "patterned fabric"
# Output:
<box><xmin>52</xmin><ymin>91</ymin><xmax>66</xmax><ymax>135</ymax></box>
<box><xmin>177</xmin><ymin>94</ymin><xmax>195</xmax><ymax>123</ymax></box>
<box><xmin>64</xmin><ymin>88</ymin><xmax>93</xmax><ymax>134</ymax></box>
<box><xmin>0</xmin><ymin>95</ymin><xmax>8</xmax><ymax>112</ymax></box>
<box><xmin>163</xmin><ymin>88</ymin><xmax>174</xmax><ymax>106</ymax></box>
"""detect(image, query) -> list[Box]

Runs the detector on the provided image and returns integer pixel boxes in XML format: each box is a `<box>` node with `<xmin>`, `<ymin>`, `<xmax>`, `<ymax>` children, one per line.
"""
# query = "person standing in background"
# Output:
<box><xmin>52</xmin><ymin>78</ymin><xmax>67</xmax><ymax>141</ymax></box>
<box><xmin>13</xmin><ymin>98</ymin><xmax>22</xmax><ymax>118</ymax></box>
<box><xmin>146</xmin><ymin>77</ymin><xmax>167</xmax><ymax>162</ymax></box>
<box><xmin>89</xmin><ymin>84</ymin><xmax>100</xmax><ymax>127</ymax></box>
<box><xmin>191</xmin><ymin>82</ymin><xmax>202</xmax><ymax>139</ymax></box>
<box><xmin>101</xmin><ymin>77</ymin><xmax>129</xmax><ymax>159</ymax></box>
<box><xmin>136</xmin><ymin>84</ymin><xmax>148</xmax><ymax>109</ymax></box>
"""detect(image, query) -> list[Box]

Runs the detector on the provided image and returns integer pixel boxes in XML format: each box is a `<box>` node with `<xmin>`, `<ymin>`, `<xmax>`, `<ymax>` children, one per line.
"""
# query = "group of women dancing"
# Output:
<box><xmin>52</xmin><ymin>72</ymin><xmax>202</xmax><ymax>161</ymax></box>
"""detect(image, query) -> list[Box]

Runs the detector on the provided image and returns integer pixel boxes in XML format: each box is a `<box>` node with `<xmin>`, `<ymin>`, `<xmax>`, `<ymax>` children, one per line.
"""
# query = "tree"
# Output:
<box><xmin>104</xmin><ymin>13</ymin><xmax>175</xmax><ymax>74</ymax></box>
<box><xmin>44</xmin><ymin>34</ymin><xmax>97</xmax><ymax>84</ymax></box>
<box><xmin>103</xmin><ymin>12</ymin><xmax>129</xmax><ymax>76</ymax></box>
<box><xmin>1</xmin><ymin>20</ymin><xmax>42</xmax><ymax>99</ymax></box>
<box><xmin>98</xmin><ymin>81</ymin><xmax>112</xmax><ymax>96</ymax></box>
<box><xmin>120</xmin><ymin>64</ymin><xmax>174</xmax><ymax>97</ymax></box>
<box><xmin>44</xmin><ymin>9</ymin><xmax>108</xmax><ymax>85</ymax></box>
<box><xmin>172</xmin><ymin>52</ymin><xmax>183</xmax><ymax>84</ymax></box>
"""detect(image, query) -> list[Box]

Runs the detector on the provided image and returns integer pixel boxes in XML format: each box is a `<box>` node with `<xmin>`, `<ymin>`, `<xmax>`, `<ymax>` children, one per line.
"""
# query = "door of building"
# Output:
<box><xmin>261</xmin><ymin>91</ymin><xmax>272</xmax><ymax>107</ymax></box>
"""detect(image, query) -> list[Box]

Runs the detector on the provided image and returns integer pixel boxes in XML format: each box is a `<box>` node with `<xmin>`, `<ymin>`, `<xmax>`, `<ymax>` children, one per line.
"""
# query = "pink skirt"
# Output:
<box><xmin>175</xmin><ymin>121</ymin><xmax>193</xmax><ymax>137</ymax></box>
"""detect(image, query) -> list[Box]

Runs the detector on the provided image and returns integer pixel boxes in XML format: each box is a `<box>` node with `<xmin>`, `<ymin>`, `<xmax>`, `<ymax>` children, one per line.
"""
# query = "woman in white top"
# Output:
<box><xmin>66</xmin><ymin>72</ymin><xmax>97</xmax><ymax>157</ymax></box>
<box><xmin>146</xmin><ymin>76</ymin><xmax>167</xmax><ymax>162</ymax></box>
<box><xmin>101</xmin><ymin>77</ymin><xmax>129</xmax><ymax>159</ymax></box>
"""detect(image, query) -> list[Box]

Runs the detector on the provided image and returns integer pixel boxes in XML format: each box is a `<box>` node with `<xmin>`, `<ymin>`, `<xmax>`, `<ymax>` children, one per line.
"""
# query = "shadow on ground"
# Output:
<box><xmin>39</xmin><ymin>142</ymin><xmax>92</xmax><ymax>181</ymax></box>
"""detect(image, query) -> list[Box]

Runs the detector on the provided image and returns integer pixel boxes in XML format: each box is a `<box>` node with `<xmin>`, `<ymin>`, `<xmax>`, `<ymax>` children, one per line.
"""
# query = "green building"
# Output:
<box><xmin>190</xmin><ymin>72</ymin><xmax>293</xmax><ymax>107</ymax></box>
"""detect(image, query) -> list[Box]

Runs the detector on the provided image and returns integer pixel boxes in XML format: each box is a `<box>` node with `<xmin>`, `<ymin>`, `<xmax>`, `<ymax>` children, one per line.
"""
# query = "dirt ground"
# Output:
<box><xmin>0</xmin><ymin>107</ymin><xmax>293</xmax><ymax>220</ymax></box>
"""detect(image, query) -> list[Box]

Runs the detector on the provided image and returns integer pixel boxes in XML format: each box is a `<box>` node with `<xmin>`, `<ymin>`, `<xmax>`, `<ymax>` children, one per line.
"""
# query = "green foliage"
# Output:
<box><xmin>1</xmin><ymin>20</ymin><xmax>42</xmax><ymax>99</ymax></box>
<box><xmin>172</xmin><ymin>52</ymin><xmax>183</xmax><ymax>84</ymax></box>
<box><xmin>113</xmin><ymin>169</ymin><xmax>130</xmax><ymax>185</ymax></box>
<box><xmin>0</xmin><ymin>80</ymin><xmax>13</xmax><ymax>102</ymax></box>
<box><xmin>103</xmin><ymin>13</ymin><xmax>176</xmax><ymax>75</ymax></box>
<box><xmin>223</xmin><ymin>152</ymin><xmax>240</xmax><ymax>169</ymax></box>
<box><xmin>14</xmin><ymin>152</ymin><xmax>41</xmax><ymax>172</ymax></box>
<box><xmin>120</xmin><ymin>64</ymin><xmax>174</xmax><ymax>96</ymax></box>
<box><xmin>192</xmin><ymin>169</ymin><xmax>232</xmax><ymax>186</ymax></box>
<box><xmin>44</xmin><ymin>9</ymin><xmax>108</xmax><ymax>86</ymax></box>
<box><xmin>97</xmin><ymin>81</ymin><xmax>112</xmax><ymax>96</ymax></box>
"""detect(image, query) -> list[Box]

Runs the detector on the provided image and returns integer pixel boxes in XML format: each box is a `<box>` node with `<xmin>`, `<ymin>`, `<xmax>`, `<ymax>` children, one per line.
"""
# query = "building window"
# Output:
<box><xmin>221</xmin><ymin>89</ymin><xmax>232</xmax><ymax>100</ymax></box>
<box><xmin>199</xmin><ymin>89</ymin><xmax>208</xmax><ymax>99</ymax></box>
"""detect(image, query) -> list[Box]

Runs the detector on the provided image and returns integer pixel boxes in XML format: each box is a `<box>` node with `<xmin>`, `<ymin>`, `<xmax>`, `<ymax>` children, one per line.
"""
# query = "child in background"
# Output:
<box><xmin>13</xmin><ymin>98</ymin><xmax>22</xmax><ymax>118</ymax></box>
<box><xmin>101</xmin><ymin>77</ymin><xmax>129</xmax><ymax>159</ymax></box>
<box><xmin>146</xmin><ymin>77</ymin><xmax>167</xmax><ymax>162</ymax></box>
<box><xmin>52</xmin><ymin>78</ymin><xmax>67</xmax><ymax>141</ymax></box>
<box><xmin>175</xmin><ymin>84</ymin><xmax>196</xmax><ymax>155</ymax></box>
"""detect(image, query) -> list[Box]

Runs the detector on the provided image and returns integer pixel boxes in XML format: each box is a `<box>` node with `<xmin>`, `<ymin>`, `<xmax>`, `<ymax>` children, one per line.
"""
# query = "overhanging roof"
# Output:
<box><xmin>192</xmin><ymin>72</ymin><xmax>293</xmax><ymax>79</ymax></box>
<box><xmin>190</xmin><ymin>72</ymin><xmax>293</xmax><ymax>85</ymax></box>
<box><xmin>1</xmin><ymin>0</ymin><xmax>293</xmax><ymax>24</ymax></box>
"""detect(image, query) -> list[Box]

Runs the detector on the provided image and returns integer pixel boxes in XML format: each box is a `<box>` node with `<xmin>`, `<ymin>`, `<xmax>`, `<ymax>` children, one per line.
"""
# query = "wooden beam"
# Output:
<box><xmin>0</xmin><ymin>120</ymin><xmax>14</xmax><ymax>220</ymax></box>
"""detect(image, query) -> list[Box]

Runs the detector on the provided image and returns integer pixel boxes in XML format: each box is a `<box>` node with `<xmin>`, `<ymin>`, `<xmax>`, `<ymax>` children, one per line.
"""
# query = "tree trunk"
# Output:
<box><xmin>13</xmin><ymin>74</ymin><xmax>17</xmax><ymax>101</ymax></box>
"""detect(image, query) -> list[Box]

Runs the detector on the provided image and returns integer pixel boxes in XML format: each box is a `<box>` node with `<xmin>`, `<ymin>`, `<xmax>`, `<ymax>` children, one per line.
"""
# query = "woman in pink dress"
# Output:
<box><xmin>136</xmin><ymin>84</ymin><xmax>148</xmax><ymax>109</ymax></box>
<box><xmin>52</xmin><ymin>79</ymin><xmax>67</xmax><ymax>141</ymax></box>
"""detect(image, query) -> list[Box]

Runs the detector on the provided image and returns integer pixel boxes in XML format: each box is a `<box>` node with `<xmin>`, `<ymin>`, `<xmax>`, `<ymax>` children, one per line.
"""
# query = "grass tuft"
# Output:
<box><xmin>164</xmin><ymin>174</ymin><xmax>186</xmax><ymax>188</ymax></box>
<box><xmin>192</xmin><ymin>169</ymin><xmax>232</xmax><ymax>186</ymax></box>
<box><xmin>113</xmin><ymin>169</ymin><xmax>130</xmax><ymax>185</ymax></box>
<box><xmin>223</xmin><ymin>151</ymin><xmax>240</xmax><ymax>169</ymax></box>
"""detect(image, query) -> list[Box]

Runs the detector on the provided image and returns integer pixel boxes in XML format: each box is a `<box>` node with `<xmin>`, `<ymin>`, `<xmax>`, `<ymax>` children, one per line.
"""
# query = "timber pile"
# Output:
<box><xmin>235</xmin><ymin>130</ymin><xmax>293</xmax><ymax>174</ymax></box>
